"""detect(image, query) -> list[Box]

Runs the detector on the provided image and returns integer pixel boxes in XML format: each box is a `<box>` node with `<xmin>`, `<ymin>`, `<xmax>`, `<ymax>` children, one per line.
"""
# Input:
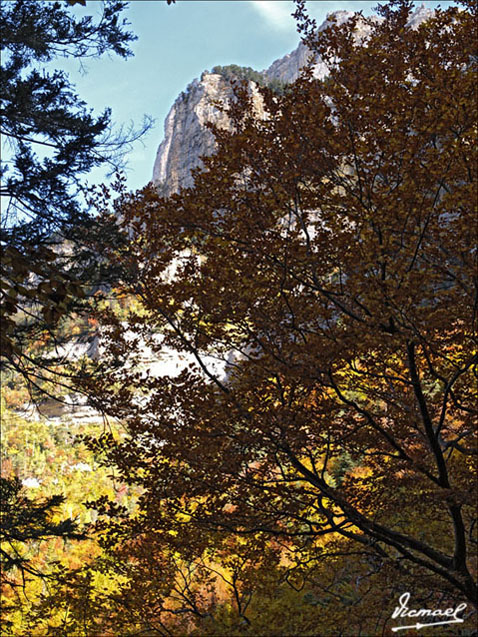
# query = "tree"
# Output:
<box><xmin>0</xmin><ymin>0</ymin><xmax>151</xmax><ymax>392</ymax></box>
<box><xmin>0</xmin><ymin>476</ymin><xmax>88</xmax><ymax>634</ymax></box>
<box><xmin>211</xmin><ymin>65</ymin><xmax>288</xmax><ymax>95</ymax></box>
<box><xmin>0</xmin><ymin>3</ymin><xmax>146</xmax><ymax>627</ymax></box>
<box><xmin>83</xmin><ymin>0</ymin><xmax>477</xmax><ymax>626</ymax></box>
<box><xmin>0</xmin><ymin>476</ymin><xmax>86</xmax><ymax>585</ymax></box>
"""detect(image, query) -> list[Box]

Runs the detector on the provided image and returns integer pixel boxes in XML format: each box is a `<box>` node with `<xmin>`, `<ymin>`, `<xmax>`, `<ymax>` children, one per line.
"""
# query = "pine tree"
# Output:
<box><xmin>0</xmin><ymin>0</ymin><xmax>150</xmax><ymax>388</ymax></box>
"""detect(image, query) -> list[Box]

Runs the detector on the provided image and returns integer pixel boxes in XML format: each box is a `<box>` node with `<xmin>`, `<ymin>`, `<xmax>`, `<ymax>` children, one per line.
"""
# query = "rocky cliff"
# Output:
<box><xmin>152</xmin><ymin>72</ymin><xmax>267</xmax><ymax>195</ymax></box>
<box><xmin>152</xmin><ymin>6</ymin><xmax>434</xmax><ymax>197</ymax></box>
<box><xmin>150</xmin><ymin>38</ymin><xmax>318</xmax><ymax>196</ymax></box>
<box><xmin>152</xmin><ymin>73</ymin><xmax>233</xmax><ymax>195</ymax></box>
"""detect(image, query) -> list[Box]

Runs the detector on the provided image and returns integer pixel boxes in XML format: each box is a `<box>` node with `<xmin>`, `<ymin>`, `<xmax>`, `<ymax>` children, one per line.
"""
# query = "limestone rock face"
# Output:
<box><xmin>152</xmin><ymin>73</ymin><xmax>233</xmax><ymax>196</ymax></box>
<box><xmin>151</xmin><ymin>34</ymin><xmax>325</xmax><ymax>195</ymax></box>
<box><xmin>262</xmin><ymin>40</ymin><xmax>319</xmax><ymax>84</ymax></box>
<box><xmin>262</xmin><ymin>10</ymin><xmax>359</xmax><ymax>84</ymax></box>
<box><xmin>152</xmin><ymin>72</ymin><xmax>267</xmax><ymax>196</ymax></box>
<box><xmin>151</xmin><ymin>6</ymin><xmax>435</xmax><ymax>198</ymax></box>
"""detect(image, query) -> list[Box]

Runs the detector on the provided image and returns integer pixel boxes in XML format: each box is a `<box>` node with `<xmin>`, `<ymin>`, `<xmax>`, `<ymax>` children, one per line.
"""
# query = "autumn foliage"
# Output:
<box><xmin>36</xmin><ymin>1</ymin><xmax>478</xmax><ymax>633</ymax></box>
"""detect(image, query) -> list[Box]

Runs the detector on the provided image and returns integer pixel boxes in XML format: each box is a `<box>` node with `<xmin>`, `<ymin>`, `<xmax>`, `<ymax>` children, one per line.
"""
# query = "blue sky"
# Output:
<box><xmin>62</xmin><ymin>0</ymin><xmax>455</xmax><ymax>192</ymax></box>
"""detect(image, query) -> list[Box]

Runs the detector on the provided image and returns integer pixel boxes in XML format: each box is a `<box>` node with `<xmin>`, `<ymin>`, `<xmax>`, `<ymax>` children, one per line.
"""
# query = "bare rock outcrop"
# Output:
<box><xmin>152</xmin><ymin>6</ymin><xmax>435</xmax><ymax>197</ymax></box>
<box><xmin>152</xmin><ymin>73</ymin><xmax>233</xmax><ymax>195</ymax></box>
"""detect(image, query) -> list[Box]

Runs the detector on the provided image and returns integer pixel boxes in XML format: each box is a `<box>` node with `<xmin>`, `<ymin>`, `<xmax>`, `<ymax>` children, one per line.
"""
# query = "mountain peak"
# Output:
<box><xmin>152</xmin><ymin>7</ymin><xmax>435</xmax><ymax>195</ymax></box>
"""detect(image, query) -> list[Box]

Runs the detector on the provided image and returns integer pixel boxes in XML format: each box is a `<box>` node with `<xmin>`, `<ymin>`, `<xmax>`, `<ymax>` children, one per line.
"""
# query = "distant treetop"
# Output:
<box><xmin>211</xmin><ymin>64</ymin><xmax>288</xmax><ymax>95</ymax></box>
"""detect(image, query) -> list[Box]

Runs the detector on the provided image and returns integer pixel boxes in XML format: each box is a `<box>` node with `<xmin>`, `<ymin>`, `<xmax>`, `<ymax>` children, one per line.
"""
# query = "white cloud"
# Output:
<box><xmin>249</xmin><ymin>1</ymin><xmax>296</xmax><ymax>31</ymax></box>
<box><xmin>250</xmin><ymin>2</ymin><xmax>382</xmax><ymax>34</ymax></box>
